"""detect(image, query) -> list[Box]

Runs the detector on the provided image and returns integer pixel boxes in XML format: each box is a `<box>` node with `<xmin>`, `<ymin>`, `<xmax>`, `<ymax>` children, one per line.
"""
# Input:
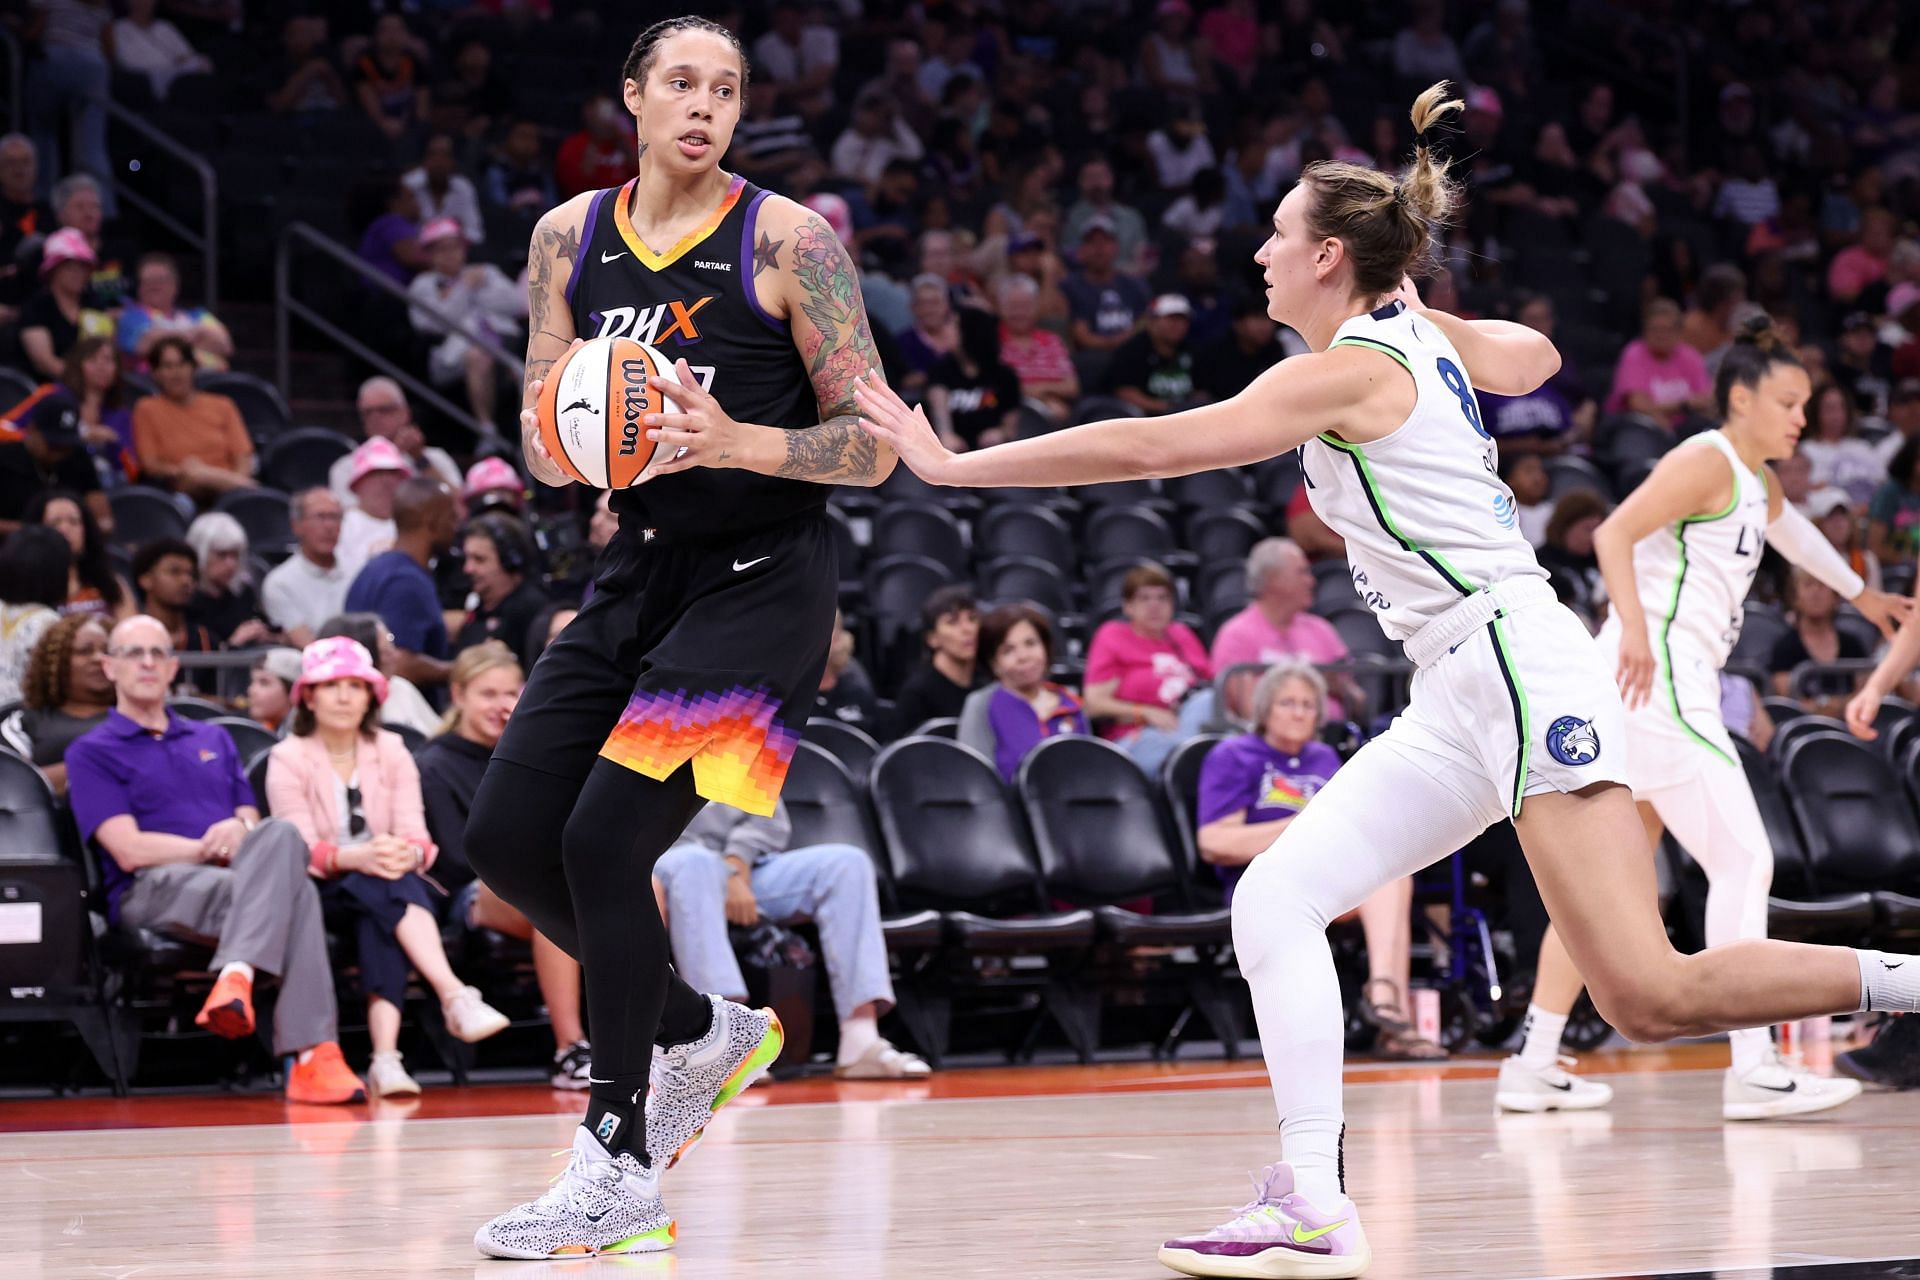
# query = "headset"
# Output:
<box><xmin>469</xmin><ymin>514</ymin><xmax>533</xmax><ymax>576</ymax></box>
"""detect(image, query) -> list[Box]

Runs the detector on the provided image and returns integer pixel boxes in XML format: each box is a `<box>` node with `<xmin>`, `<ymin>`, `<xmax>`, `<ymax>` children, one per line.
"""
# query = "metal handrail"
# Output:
<box><xmin>92</xmin><ymin>94</ymin><xmax>217</xmax><ymax>305</ymax></box>
<box><xmin>0</xmin><ymin>29</ymin><xmax>21</xmax><ymax>131</ymax></box>
<box><xmin>276</xmin><ymin>221</ymin><xmax>519</xmax><ymax>444</ymax></box>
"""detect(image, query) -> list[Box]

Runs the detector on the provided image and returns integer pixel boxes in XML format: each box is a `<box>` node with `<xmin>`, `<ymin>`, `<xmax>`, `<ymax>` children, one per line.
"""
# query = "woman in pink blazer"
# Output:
<box><xmin>266</xmin><ymin>637</ymin><xmax>508</xmax><ymax>1097</ymax></box>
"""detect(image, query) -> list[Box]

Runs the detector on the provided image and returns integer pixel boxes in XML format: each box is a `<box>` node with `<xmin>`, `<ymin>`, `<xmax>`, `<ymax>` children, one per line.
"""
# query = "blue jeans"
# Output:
<box><xmin>29</xmin><ymin>47</ymin><xmax>115</xmax><ymax>216</ymax></box>
<box><xmin>654</xmin><ymin>842</ymin><xmax>895</xmax><ymax>1020</ymax></box>
<box><xmin>1116</xmin><ymin>687</ymin><xmax>1217</xmax><ymax>777</ymax></box>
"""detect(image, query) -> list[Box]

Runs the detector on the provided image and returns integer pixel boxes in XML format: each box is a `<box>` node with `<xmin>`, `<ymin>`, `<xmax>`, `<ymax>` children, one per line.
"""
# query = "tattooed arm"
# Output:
<box><xmin>761</xmin><ymin>199</ymin><xmax>898</xmax><ymax>486</ymax></box>
<box><xmin>519</xmin><ymin>195</ymin><xmax>590</xmax><ymax>487</ymax></box>
<box><xmin>640</xmin><ymin>197</ymin><xmax>899</xmax><ymax>486</ymax></box>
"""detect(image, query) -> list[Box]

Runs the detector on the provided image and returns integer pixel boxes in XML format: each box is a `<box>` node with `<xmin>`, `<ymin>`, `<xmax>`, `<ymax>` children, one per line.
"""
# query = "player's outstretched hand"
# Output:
<box><xmin>853</xmin><ymin>374</ymin><xmax>957</xmax><ymax>485</ymax></box>
<box><xmin>1845</xmin><ymin>683</ymin><xmax>1885</xmax><ymax>739</ymax></box>
<box><xmin>642</xmin><ymin>358</ymin><xmax>745</xmax><ymax>480</ymax></box>
<box><xmin>1615</xmin><ymin>626</ymin><xmax>1656</xmax><ymax>712</ymax></box>
<box><xmin>1853</xmin><ymin>587</ymin><xmax>1915</xmax><ymax>641</ymax></box>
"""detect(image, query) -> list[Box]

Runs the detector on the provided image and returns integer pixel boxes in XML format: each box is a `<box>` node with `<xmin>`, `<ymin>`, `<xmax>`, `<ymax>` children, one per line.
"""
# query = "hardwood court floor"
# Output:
<box><xmin>4</xmin><ymin>1046</ymin><xmax>1918</xmax><ymax>1280</ymax></box>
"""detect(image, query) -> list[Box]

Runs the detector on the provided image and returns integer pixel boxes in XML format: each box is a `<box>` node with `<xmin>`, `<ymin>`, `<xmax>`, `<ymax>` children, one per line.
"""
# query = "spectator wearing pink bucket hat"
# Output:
<box><xmin>337</xmin><ymin>437</ymin><xmax>412</xmax><ymax>577</ymax></box>
<box><xmin>267</xmin><ymin>634</ymin><xmax>510</xmax><ymax>1097</ymax></box>
<box><xmin>17</xmin><ymin>227</ymin><xmax>108</xmax><ymax>379</ymax></box>
<box><xmin>461</xmin><ymin>455</ymin><xmax>524</xmax><ymax>515</ymax></box>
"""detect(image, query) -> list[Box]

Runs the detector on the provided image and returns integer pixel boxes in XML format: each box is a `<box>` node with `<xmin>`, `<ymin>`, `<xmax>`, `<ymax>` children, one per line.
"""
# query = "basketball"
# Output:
<box><xmin>534</xmin><ymin>336</ymin><xmax>683</xmax><ymax>489</ymax></box>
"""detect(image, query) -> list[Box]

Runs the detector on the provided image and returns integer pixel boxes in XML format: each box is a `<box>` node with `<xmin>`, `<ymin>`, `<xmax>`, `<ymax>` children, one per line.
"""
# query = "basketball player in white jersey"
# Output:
<box><xmin>1495</xmin><ymin>319</ymin><xmax>1910</xmax><ymax>1121</ymax></box>
<box><xmin>853</xmin><ymin>84</ymin><xmax>1920</xmax><ymax>1279</ymax></box>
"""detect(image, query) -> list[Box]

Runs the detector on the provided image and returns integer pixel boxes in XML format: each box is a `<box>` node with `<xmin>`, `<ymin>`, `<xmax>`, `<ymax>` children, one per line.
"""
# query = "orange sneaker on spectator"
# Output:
<box><xmin>286</xmin><ymin>1042</ymin><xmax>367</xmax><ymax>1105</ymax></box>
<box><xmin>195</xmin><ymin>969</ymin><xmax>255</xmax><ymax>1039</ymax></box>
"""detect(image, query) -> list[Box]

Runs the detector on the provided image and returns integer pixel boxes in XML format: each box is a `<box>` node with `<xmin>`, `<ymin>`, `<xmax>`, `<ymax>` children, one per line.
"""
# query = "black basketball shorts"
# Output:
<box><xmin>492</xmin><ymin>512</ymin><xmax>837</xmax><ymax>816</ymax></box>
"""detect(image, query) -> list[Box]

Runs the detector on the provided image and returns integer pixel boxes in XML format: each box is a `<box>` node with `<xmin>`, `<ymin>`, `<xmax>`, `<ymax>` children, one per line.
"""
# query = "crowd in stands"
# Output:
<box><xmin>2</xmin><ymin>0</ymin><xmax>1919</xmax><ymax>1089</ymax></box>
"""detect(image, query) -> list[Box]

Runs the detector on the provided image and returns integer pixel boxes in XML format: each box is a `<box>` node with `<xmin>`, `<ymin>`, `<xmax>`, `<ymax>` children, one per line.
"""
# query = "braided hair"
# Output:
<box><xmin>21</xmin><ymin>613</ymin><xmax>107</xmax><ymax>712</ymax></box>
<box><xmin>622</xmin><ymin>16</ymin><xmax>750</xmax><ymax>101</ymax></box>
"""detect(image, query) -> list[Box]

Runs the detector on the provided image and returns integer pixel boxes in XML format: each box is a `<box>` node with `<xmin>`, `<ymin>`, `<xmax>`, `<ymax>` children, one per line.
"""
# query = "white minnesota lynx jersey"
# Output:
<box><xmin>1603</xmin><ymin>428</ymin><xmax>1769</xmax><ymax>674</ymax></box>
<box><xmin>1299</xmin><ymin>301</ymin><xmax>1548</xmax><ymax>643</ymax></box>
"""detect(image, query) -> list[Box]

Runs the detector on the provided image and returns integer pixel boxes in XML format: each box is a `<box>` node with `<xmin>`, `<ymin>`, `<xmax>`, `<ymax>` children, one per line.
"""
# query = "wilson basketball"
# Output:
<box><xmin>535</xmin><ymin>336</ymin><xmax>683</xmax><ymax>489</ymax></box>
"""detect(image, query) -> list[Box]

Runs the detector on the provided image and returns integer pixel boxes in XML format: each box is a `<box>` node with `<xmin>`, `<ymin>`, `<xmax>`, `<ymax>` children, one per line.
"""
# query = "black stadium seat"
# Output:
<box><xmin>108</xmin><ymin>486</ymin><xmax>190</xmax><ymax>547</ymax></box>
<box><xmin>246</xmin><ymin>748</ymin><xmax>273</xmax><ymax>813</ymax></box>
<box><xmin>1731</xmin><ymin>737</ymin><xmax>1874</xmax><ymax>940</ymax></box>
<box><xmin>1186</xmin><ymin>508</ymin><xmax>1268</xmax><ymax>564</ymax></box>
<box><xmin>873</xmin><ymin>503</ymin><xmax>969</xmax><ymax>576</ymax></box>
<box><xmin>1017</xmin><ymin>736</ymin><xmax>1241</xmax><ymax>1054</ymax></box>
<box><xmin>197</xmin><ymin>371</ymin><xmax>292</xmax><ymax>441</ymax></box>
<box><xmin>262</xmin><ymin>427</ymin><xmax>355</xmax><ymax>494</ymax></box>
<box><xmin>167</xmin><ymin>696</ymin><xmax>227</xmax><ymax>721</ymax></box>
<box><xmin>1781</xmin><ymin>732</ymin><xmax>1920</xmax><ymax>937</ymax></box>
<box><xmin>212</xmin><ymin>717</ymin><xmax>279</xmax><ymax>763</ymax></box>
<box><xmin>975</xmin><ymin>503</ymin><xmax>1075</xmax><ymax>568</ymax></box>
<box><xmin>871</xmin><ymin>737</ymin><xmax>1097</xmax><ymax>1060</ymax></box>
<box><xmin>1161</xmin><ymin>734</ymin><xmax>1228</xmax><ymax>901</ymax></box>
<box><xmin>1164</xmin><ymin>469</ymin><xmax>1253</xmax><ymax>510</ymax></box>
<box><xmin>782</xmin><ymin>741</ymin><xmax>944</xmax><ymax>1058</ymax></box>
<box><xmin>1085</xmin><ymin>504</ymin><xmax>1179</xmax><ymax>565</ymax></box>
<box><xmin>979</xmin><ymin>555</ymin><xmax>1074</xmax><ymax>617</ymax></box>
<box><xmin>804</xmin><ymin>717</ymin><xmax>882</xmax><ymax>780</ymax></box>
<box><xmin>215</xmin><ymin>488</ymin><xmax>295</xmax><ymax>554</ymax></box>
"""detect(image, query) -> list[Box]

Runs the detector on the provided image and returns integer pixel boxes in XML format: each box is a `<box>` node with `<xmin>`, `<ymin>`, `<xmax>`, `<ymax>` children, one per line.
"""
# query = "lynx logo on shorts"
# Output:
<box><xmin>1545</xmin><ymin>715</ymin><xmax>1601</xmax><ymax>767</ymax></box>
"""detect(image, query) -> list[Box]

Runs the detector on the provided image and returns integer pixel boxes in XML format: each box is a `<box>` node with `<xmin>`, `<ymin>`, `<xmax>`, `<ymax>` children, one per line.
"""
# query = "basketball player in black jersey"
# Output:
<box><xmin>468</xmin><ymin>17</ymin><xmax>898</xmax><ymax>1259</ymax></box>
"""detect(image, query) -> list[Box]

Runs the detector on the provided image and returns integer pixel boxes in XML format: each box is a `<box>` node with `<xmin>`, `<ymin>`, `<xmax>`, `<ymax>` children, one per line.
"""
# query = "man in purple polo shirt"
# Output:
<box><xmin>65</xmin><ymin>616</ymin><xmax>366</xmax><ymax>1104</ymax></box>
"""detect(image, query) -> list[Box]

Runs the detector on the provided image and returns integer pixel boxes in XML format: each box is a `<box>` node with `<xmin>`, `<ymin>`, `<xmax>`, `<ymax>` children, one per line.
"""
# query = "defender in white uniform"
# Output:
<box><xmin>851</xmin><ymin>85</ymin><xmax>1920</xmax><ymax>1280</ymax></box>
<box><xmin>1500</xmin><ymin>328</ymin><xmax>1909</xmax><ymax>1122</ymax></box>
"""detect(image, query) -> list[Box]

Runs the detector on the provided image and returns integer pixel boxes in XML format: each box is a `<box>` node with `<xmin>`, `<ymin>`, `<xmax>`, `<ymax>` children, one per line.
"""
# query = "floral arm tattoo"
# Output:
<box><xmin>775</xmin><ymin>213</ymin><xmax>890</xmax><ymax>484</ymax></box>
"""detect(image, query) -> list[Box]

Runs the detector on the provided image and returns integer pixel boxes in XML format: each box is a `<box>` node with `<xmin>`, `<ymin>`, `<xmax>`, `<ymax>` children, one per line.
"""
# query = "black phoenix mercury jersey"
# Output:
<box><xmin>565</xmin><ymin>174</ymin><xmax>824</xmax><ymax>537</ymax></box>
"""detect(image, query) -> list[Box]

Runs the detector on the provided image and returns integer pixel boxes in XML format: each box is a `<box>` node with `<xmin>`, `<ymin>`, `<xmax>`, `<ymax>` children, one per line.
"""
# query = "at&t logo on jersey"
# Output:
<box><xmin>1545</xmin><ymin>715</ymin><xmax>1601</xmax><ymax>766</ymax></box>
<box><xmin>589</xmin><ymin>296</ymin><xmax>715</xmax><ymax>346</ymax></box>
<box><xmin>1492</xmin><ymin>492</ymin><xmax>1518</xmax><ymax>530</ymax></box>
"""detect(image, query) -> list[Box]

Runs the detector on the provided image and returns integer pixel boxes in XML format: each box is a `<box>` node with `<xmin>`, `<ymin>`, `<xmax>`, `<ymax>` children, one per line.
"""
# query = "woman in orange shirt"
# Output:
<box><xmin>129</xmin><ymin>334</ymin><xmax>254</xmax><ymax>503</ymax></box>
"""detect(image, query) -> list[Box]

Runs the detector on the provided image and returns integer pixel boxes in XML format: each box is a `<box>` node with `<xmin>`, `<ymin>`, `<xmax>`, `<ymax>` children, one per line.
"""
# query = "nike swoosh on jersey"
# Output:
<box><xmin>601</xmin><ymin>251</ymin><xmax>628</xmax><ymax>264</ymax></box>
<box><xmin>733</xmin><ymin>556</ymin><xmax>771</xmax><ymax>572</ymax></box>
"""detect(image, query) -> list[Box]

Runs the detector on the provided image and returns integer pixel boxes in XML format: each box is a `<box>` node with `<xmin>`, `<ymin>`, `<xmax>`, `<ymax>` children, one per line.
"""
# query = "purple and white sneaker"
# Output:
<box><xmin>1158</xmin><ymin>1163</ymin><xmax>1370</xmax><ymax>1278</ymax></box>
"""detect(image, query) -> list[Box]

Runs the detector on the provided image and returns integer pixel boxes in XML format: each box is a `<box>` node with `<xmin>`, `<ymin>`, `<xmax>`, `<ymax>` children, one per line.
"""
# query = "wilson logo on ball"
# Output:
<box><xmin>535</xmin><ymin>336</ymin><xmax>682</xmax><ymax>489</ymax></box>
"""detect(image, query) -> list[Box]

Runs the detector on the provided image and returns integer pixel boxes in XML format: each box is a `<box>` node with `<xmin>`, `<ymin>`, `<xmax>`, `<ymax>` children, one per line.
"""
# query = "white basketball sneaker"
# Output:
<box><xmin>473</xmin><ymin>1125</ymin><xmax>675</xmax><ymax>1259</ymax></box>
<box><xmin>1722</xmin><ymin>1050</ymin><xmax>1862</xmax><ymax>1121</ymax></box>
<box><xmin>1494</xmin><ymin>1054</ymin><xmax>1614</xmax><ymax>1113</ymax></box>
<box><xmin>645</xmin><ymin>995</ymin><xmax>784</xmax><ymax>1170</ymax></box>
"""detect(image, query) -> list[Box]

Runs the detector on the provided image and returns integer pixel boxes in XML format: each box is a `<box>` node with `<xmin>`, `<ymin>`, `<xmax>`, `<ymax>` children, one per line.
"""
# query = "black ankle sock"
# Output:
<box><xmin>654</xmin><ymin>984</ymin><xmax>714</xmax><ymax>1048</ymax></box>
<box><xmin>584</xmin><ymin>1083</ymin><xmax>647</xmax><ymax>1163</ymax></box>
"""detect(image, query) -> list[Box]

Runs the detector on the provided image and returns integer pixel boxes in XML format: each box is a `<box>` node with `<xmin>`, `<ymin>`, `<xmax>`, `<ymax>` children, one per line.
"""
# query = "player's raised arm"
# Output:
<box><xmin>519</xmin><ymin>196</ymin><xmax>592</xmax><ymax>487</ymax></box>
<box><xmin>853</xmin><ymin>343</ymin><xmax>1388</xmax><ymax>489</ymax></box>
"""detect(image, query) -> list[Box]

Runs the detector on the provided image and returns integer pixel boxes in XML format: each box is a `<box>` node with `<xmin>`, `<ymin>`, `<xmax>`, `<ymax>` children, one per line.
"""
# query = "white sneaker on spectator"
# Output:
<box><xmin>833</xmin><ymin>1039</ymin><xmax>932</xmax><ymax>1078</ymax></box>
<box><xmin>367</xmin><ymin>1050</ymin><xmax>421</xmax><ymax>1097</ymax></box>
<box><xmin>551</xmin><ymin>1040</ymin><xmax>593</xmax><ymax>1090</ymax></box>
<box><xmin>444</xmin><ymin>985</ymin><xmax>510</xmax><ymax>1042</ymax></box>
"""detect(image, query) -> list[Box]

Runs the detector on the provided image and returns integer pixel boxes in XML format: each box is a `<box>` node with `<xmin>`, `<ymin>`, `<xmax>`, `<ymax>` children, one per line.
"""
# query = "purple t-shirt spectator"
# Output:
<box><xmin>1477</xmin><ymin>383</ymin><xmax>1575</xmax><ymax>443</ymax></box>
<box><xmin>987</xmin><ymin>683</ymin><xmax>1088</xmax><ymax>781</ymax></box>
<box><xmin>358</xmin><ymin>212</ymin><xmax>419</xmax><ymax>286</ymax></box>
<box><xmin>1195</xmin><ymin>733</ymin><xmax>1341</xmax><ymax>900</ymax></box>
<box><xmin>66</xmin><ymin>709</ymin><xmax>256</xmax><ymax>922</ymax></box>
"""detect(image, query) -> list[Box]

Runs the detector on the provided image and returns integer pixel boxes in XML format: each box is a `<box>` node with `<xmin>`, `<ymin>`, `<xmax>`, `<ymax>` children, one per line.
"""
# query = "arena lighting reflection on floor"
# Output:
<box><xmin>1578</xmin><ymin>1263</ymin><xmax>1920</xmax><ymax>1279</ymax></box>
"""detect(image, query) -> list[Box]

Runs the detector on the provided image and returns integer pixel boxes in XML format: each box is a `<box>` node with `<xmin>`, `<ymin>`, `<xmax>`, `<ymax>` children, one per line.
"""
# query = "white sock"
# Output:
<box><xmin>219</xmin><ymin>961</ymin><xmax>255</xmax><ymax>983</ymax></box>
<box><xmin>1856</xmin><ymin>950</ymin><xmax>1920</xmax><ymax>1012</ymax></box>
<box><xmin>1280</xmin><ymin>1114</ymin><xmax>1345</xmax><ymax>1206</ymax></box>
<box><xmin>1728</xmin><ymin>1026</ymin><xmax>1772</xmax><ymax>1075</ymax></box>
<box><xmin>1517</xmin><ymin>1003</ymin><xmax>1566</xmax><ymax>1070</ymax></box>
<box><xmin>836</xmin><ymin>1011</ymin><xmax>880</xmax><ymax>1065</ymax></box>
